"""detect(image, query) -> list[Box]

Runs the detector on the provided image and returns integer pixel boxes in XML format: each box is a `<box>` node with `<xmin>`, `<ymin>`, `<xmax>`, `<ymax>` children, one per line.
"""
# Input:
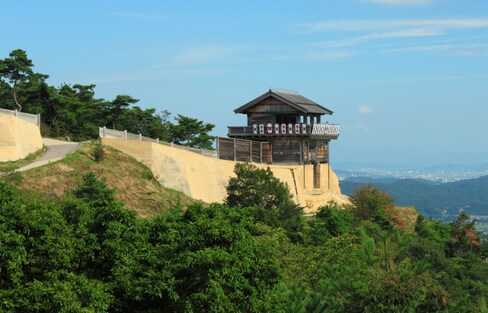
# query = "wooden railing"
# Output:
<box><xmin>217</xmin><ymin>137</ymin><xmax>271</xmax><ymax>164</ymax></box>
<box><xmin>228</xmin><ymin>126</ymin><xmax>254</xmax><ymax>136</ymax></box>
<box><xmin>311</xmin><ymin>123</ymin><xmax>340</xmax><ymax>138</ymax></box>
<box><xmin>228</xmin><ymin>123</ymin><xmax>339</xmax><ymax>139</ymax></box>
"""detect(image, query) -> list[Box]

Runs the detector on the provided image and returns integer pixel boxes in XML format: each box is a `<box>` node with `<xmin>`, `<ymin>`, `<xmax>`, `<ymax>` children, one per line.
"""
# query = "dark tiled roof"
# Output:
<box><xmin>234</xmin><ymin>89</ymin><xmax>333</xmax><ymax>115</ymax></box>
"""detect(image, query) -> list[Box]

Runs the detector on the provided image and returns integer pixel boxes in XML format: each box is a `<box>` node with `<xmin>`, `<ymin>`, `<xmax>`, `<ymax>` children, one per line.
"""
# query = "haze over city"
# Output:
<box><xmin>2</xmin><ymin>0</ymin><xmax>487</xmax><ymax>167</ymax></box>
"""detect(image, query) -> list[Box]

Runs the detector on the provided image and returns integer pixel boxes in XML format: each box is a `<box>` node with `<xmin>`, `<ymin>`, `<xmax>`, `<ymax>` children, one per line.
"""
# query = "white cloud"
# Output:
<box><xmin>149</xmin><ymin>46</ymin><xmax>236</xmax><ymax>68</ymax></box>
<box><xmin>356</xmin><ymin>123</ymin><xmax>370</xmax><ymax>131</ymax></box>
<box><xmin>170</xmin><ymin>46</ymin><xmax>235</xmax><ymax>65</ymax></box>
<box><xmin>362</xmin><ymin>0</ymin><xmax>433</xmax><ymax>5</ymax></box>
<box><xmin>358</xmin><ymin>105</ymin><xmax>373</xmax><ymax>114</ymax></box>
<box><xmin>108</xmin><ymin>11</ymin><xmax>156</xmax><ymax>19</ymax></box>
<box><xmin>270</xmin><ymin>51</ymin><xmax>354</xmax><ymax>61</ymax></box>
<box><xmin>383</xmin><ymin>43</ymin><xmax>488</xmax><ymax>56</ymax></box>
<box><xmin>362</xmin><ymin>28</ymin><xmax>443</xmax><ymax>39</ymax></box>
<box><xmin>88</xmin><ymin>68</ymin><xmax>224</xmax><ymax>84</ymax></box>
<box><xmin>298</xmin><ymin>18</ymin><xmax>488</xmax><ymax>58</ymax></box>
<box><xmin>315</xmin><ymin>28</ymin><xmax>443</xmax><ymax>48</ymax></box>
<box><xmin>105</xmin><ymin>11</ymin><xmax>176</xmax><ymax>22</ymax></box>
<box><xmin>241</xmin><ymin>48</ymin><xmax>354</xmax><ymax>62</ymax></box>
<box><xmin>304</xmin><ymin>18</ymin><xmax>488</xmax><ymax>32</ymax></box>
<box><xmin>357</xmin><ymin>73</ymin><xmax>488</xmax><ymax>84</ymax></box>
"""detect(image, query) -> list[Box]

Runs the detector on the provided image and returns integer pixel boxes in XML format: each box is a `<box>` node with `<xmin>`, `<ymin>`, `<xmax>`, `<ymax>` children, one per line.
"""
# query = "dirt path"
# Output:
<box><xmin>17</xmin><ymin>138</ymin><xmax>79</xmax><ymax>172</ymax></box>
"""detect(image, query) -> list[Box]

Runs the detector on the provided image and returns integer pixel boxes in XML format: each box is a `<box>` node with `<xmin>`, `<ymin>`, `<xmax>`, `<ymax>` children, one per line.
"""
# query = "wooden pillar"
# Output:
<box><xmin>269</xmin><ymin>139</ymin><xmax>273</xmax><ymax>164</ymax></box>
<box><xmin>260</xmin><ymin>142</ymin><xmax>263</xmax><ymax>164</ymax></box>
<box><xmin>327</xmin><ymin>142</ymin><xmax>331</xmax><ymax>190</ymax></box>
<box><xmin>299</xmin><ymin>139</ymin><xmax>304</xmax><ymax>165</ymax></box>
<box><xmin>216</xmin><ymin>137</ymin><xmax>220</xmax><ymax>159</ymax></box>
<box><xmin>313</xmin><ymin>162</ymin><xmax>320</xmax><ymax>189</ymax></box>
<box><xmin>233</xmin><ymin>138</ymin><xmax>237</xmax><ymax>161</ymax></box>
<box><xmin>249</xmin><ymin>140</ymin><xmax>252</xmax><ymax>162</ymax></box>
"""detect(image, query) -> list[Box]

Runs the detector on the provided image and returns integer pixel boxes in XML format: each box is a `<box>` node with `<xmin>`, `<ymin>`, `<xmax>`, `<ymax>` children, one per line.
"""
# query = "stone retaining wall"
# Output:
<box><xmin>0</xmin><ymin>115</ymin><xmax>43</xmax><ymax>162</ymax></box>
<box><xmin>102</xmin><ymin>138</ymin><xmax>350</xmax><ymax>213</ymax></box>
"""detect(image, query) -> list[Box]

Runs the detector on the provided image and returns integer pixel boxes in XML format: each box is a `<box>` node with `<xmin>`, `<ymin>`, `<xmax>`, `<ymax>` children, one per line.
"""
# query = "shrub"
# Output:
<box><xmin>92</xmin><ymin>143</ymin><xmax>105</xmax><ymax>162</ymax></box>
<box><xmin>74</xmin><ymin>172</ymin><xmax>115</xmax><ymax>205</ymax></box>
<box><xmin>349</xmin><ymin>184</ymin><xmax>394</xmax><ymax>230</ymax></box>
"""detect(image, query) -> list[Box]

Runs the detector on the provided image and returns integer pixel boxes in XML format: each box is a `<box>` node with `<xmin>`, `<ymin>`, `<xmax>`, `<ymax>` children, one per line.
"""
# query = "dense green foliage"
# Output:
<box><xmin>0</xmin><ymin>49</ymin><xmax>36</xmax><ymax>112</ymax></box>
<box><xmin>225</xmin><ymin>163</ymin><xmax>304</xmax><ymax>241</ymax></box>
<box><xmin>0</xmin><ymin>49</ymin><xmax>215</xmax><ymax>148</ymax></box>
<box><xmin>170</xmin><ymin>115</ymin><xmax>215</xmax><ymax>150</ymax></box>
<box><xmin>1</xmin><ymin>166</ymin><xmax>488</xmax><ymax>312</ymax></box>
<box><xmin>349</xmin><ymin>184</ymin><xmax>394</xmax><ymax>230</ymax></box>
<box><xmin>0</xmin><ymin>174</ymin><xmax>279</xmax><ymax>312</ymax></box>
<box><xmin>226</xmin><ymin>163</ymin><xmax>302</xmax><ymax>223</ymax></box>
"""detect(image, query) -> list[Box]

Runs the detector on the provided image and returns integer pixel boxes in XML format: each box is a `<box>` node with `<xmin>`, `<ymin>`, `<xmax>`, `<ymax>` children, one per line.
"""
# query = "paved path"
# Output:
<box><xmin>17</xmin><ymin>138</ymin><xmax>80</xmax><ymax>172</ymax></box>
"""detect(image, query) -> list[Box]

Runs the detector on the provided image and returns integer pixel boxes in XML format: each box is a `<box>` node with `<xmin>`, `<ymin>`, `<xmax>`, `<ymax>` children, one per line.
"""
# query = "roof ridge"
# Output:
<box><xmin>234</xmin><ymin>89</ymin><xmax>333</xmax><ymax>115</ymax></box>
<box><xmin>269</xmin><ymin>88</ymin><xmax>300</xmax><ymax>95</ymax></box>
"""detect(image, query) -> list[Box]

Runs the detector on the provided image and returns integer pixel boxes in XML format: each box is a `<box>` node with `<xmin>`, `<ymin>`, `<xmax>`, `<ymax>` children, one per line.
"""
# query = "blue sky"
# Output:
<box><xmin>1</xmin><ymin>0</ymin><xmax>488</xmax><ymax>167</ymax></box>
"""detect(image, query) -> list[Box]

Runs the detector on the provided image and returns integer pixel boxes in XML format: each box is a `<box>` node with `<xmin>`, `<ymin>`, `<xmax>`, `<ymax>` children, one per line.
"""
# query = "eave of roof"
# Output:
<box><xmin>234</xmin><ymin>89</ymin><xmax>333</xmax><ymax>115</ymax></box>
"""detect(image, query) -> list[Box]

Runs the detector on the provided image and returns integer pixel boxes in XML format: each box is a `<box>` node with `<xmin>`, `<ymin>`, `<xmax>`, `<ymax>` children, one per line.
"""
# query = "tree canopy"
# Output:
<box><xmin>1</xmin><ymin>169</ymin><xmax>488</xmax><ymax>312</ymax></box>
<box><xmin>0</xmin><ymin>49</ymin><xmax>38</xmax><ymax>111</ymax></box>
<box><xmin>0</xmin><ymin>49</ymin><xmax>215</xmax><ymax>146</ymax></box>
<box><xmin>225</xmin><ymin>163</ymin><xmax>303</xmax><ymax>229</ymax></box>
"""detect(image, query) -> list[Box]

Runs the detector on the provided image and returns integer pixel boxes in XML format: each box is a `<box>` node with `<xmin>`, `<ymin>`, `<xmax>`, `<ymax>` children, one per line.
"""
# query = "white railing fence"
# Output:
<box><xmin>0</xmin><ymin>108</ymin><xmax>41</xmax><ymax>127</ymax></box>
<box><xmin>312</xmin><ymin>123</ymin><xmax>340</xmax><ymax>137</ymax></box>
<box><xmin>99</xmin><ymin>126</ymin><xmax>218</xmax><ymax>158</ymax></box>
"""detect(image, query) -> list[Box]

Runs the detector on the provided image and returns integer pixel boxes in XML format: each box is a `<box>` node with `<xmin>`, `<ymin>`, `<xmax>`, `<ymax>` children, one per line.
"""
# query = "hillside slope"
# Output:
<box><xmin>7</xmin><ymin>141</ymin><xmax>195</xmax><ymax>217</ymax></box>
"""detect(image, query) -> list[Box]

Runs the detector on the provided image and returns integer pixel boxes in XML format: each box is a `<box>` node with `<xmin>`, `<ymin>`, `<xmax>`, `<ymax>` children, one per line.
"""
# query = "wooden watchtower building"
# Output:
<box><xmin>216</xmin><ymin>89</ymin><xmax>340</xmax><ymax>189</ymax></box>
<box><xmin>225</xmin><ymin>89</ymin><xmax>339</xmax><ymax>164</ymax></box>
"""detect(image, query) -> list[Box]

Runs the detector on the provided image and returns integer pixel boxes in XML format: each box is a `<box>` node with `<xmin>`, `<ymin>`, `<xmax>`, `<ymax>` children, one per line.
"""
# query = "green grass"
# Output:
<box><xmin>0</xmin><ymin>146</ymin><xmax>47</xmax><ymax>172</ymax></box>
<box><xmin>11</xmin><ymin>141</ymin><xmax>197</xmax><ymax>217</ymax></box>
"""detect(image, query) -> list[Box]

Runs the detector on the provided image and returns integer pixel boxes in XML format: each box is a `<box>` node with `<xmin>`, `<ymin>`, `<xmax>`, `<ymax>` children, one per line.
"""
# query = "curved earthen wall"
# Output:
<box><xmin>0</xmin><ymin>115</ymin><xmax>43</xmax><ymax>162</ymax></box>
<box><xmin>102</xmin><ymin>138</ymin><xmax>350</xmax><ymax>213</ymax></box>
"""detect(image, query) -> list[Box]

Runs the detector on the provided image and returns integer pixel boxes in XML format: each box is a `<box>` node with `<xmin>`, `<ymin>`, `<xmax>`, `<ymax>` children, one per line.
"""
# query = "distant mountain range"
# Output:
<box><xmin>334</xmin><ymin>163</ymin><xmax>488</xmax><ymax>183</ymax></box>
<box><xmin>340</xmin><ymin>175</ymin><xmax>488</xmax><ymax>220</ymax></box>
<box><xmin>334</xmin><ymin>161</ymin><xmax>488</xmax><ymax>172</ymax></box>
